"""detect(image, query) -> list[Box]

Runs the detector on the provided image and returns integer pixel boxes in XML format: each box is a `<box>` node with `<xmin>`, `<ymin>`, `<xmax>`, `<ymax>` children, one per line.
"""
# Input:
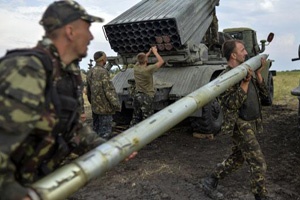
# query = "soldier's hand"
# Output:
<box><xmin>146</xmin><ymin>47</ymin><xmax>152</xmax><ymax>57</ymax></box>
<box><xmin>0</xmin><ymin>182</ymin><xmax>34</xmax><ymax>200</ymax></box>
<box><xmin>80</xmin><ymin>113</ymin><xmax>87</xmax><ymax>122</ymax></box>
<box><xmin>26</xmin><ymin>187</ymin><xmax>42</xmax><ymax>200</ymax></box>
<box><xmin>256</xmin><ymin>58</ymin><xmax>267</xmax><ymax>74</ymax></box>
<box><xmin>151</xmin><ymin>46</ymin><xmax>158</xmax><ymax>53</ymax></box>
<box><xmin>243</xmin><ymin>68</ymin><xmax>252</xmax><ymax>82</ymax></box>
<box><xmin>124</xmin><ymin>151</ymin><xmax>138</xmax><ymax>162</ymax></box>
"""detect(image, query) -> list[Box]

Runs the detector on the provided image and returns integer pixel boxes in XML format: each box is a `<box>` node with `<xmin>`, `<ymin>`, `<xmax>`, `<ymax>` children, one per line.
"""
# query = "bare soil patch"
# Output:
<box><xmin>70</xmin><ymin>103</ymin><xmax>300</xmax><ymax>200</ymax></box>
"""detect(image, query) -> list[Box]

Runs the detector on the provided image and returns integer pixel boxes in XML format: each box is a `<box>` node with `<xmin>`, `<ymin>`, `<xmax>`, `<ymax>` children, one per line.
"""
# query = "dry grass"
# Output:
<box><xmin>82</xmin><ymin>92</ymin><xmax>92</xmax><ymax>119</ymax></box>
<box><xmin>140</xmin><ymin>163</ymin><xmax>175</xmax><ymax>179</ymax></box>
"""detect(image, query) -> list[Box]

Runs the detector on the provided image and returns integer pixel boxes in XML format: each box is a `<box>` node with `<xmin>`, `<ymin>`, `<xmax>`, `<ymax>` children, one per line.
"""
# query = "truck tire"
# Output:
<box><xmin>261</xmin><ymin>72</ymin><xmax>274</xmax><ymax>106</ymax></box>
<box><xmin>190</xmin><ymin>99</ymin><xmax>223</xmax><ymax>135</ymax></box>
<box><xmin>298</xmin><ymin>98</ymin><xmax>300</xmax><ymax>129</ymax></box>
<box><xmin>113</xmin><ymin>104</ymin><xmax>133</xmax><ymax>125</ymax></box>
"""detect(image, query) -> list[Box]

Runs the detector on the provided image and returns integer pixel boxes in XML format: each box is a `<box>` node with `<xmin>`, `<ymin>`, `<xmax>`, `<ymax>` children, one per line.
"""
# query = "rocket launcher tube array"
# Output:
<box><xmin>31</xmin><ymin>54</ymin><xmax>268</xmax><ymax>200</ymax></box>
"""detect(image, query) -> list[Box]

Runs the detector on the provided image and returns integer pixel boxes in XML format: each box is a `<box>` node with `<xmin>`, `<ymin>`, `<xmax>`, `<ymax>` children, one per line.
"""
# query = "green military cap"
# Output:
<box><xmin>40</xmin><ymin>0</ymin><xmax>104</xmax><ymax>32</ymax></box>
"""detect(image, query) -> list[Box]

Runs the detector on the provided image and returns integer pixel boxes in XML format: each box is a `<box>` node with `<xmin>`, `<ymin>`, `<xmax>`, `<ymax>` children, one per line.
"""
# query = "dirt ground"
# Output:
<box><xmin>69</xmin><ymin>102</ymin><xmax>300</xmax><ymax>200</ymax></box>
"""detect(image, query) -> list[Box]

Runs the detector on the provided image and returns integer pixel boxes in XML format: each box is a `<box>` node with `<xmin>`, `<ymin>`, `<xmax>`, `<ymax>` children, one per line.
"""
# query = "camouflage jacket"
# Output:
<box><xmin>86</xmin><ymin>65</ymin><xmax>121</xmax><ymax>114</ymax></box>
<box><xmin>219</xmin><ymin>66</ymin><xmax>269</xmax><ymax>136</ymax></box>
<box><xmin>0</xmin><ymin>37</ymin><xmax>102</xmax><ymax>199</ymax></box>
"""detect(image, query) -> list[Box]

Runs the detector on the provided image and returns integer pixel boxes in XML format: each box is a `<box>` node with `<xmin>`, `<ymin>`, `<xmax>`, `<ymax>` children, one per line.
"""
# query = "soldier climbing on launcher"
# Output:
<box><xmin>130</xmin><ymin>46</ymin><xmax>164</xmax><ymax>126</ymax></box>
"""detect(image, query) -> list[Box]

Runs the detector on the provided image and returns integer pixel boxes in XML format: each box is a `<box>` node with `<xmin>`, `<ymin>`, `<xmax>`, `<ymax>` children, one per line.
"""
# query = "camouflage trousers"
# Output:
<box><xmin>130</xmin><ymin>92</ymin><xmax>154</xmax><ymax>126</ymax></box>
<box><xmin>92</xmin><ymin>112</ymin><xmax>113</xmax><ymax>139</ymax></box>
<box><xmin>212</xmin><ymin>118</ymin><xmax>267</xmax><ymax>196</ymax></box>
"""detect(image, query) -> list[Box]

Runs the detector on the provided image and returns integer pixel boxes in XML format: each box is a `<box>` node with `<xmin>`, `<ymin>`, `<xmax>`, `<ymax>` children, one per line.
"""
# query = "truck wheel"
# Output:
<box><xmin>190</xmin><ymin>99</ymin><xmax>223</xmax><ymax>135</ymax></box>
<box><xmin>261</xmin><ymin>72</ymin><xmax>274</xmax><ymax>106</ymax></box>
<box><xmin>113</xmin><ymin>104</ymin><xmax>133</xmax><ymax>125</ymax></box>
<box><xmin>298</xmin><ymin>98</ymin><xmax>300</xmax><ymax>129</ymax></box>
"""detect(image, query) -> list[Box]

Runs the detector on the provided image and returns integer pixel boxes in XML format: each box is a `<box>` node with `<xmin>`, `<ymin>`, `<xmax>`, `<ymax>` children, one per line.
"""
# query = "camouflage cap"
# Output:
<box><xmin>40</xmin><ymin>0</ymin><xmax>104</xmax><ymax>32</ymax></box>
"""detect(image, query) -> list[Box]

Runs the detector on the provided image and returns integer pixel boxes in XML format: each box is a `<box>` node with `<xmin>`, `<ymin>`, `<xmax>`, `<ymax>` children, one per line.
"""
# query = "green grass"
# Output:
<box><xmin>273</xmin><ymin>71</ymin><xmax>300</xmax><ymax>107</ymax></box>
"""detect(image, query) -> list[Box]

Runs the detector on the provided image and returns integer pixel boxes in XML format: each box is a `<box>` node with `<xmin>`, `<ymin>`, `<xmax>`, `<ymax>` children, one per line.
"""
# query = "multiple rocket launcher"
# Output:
<box><xmin>104</xmin><ymin>0</ymin><xmax>220</xmax><ymax>54</ymax></box>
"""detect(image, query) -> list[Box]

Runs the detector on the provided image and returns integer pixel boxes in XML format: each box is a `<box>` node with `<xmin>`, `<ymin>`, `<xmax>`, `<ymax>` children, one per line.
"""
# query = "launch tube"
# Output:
<box><xmin>31</xmin><ymin>54</ymin><xmax>268</xmax><ymax>200</ymax></box>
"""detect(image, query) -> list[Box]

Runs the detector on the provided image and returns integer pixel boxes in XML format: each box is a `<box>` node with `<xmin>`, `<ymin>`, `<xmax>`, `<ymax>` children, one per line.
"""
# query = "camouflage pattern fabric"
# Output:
<box><xmin>130</xmin><ymin>62</ymin><xmax>158</xmax><ymax>126</ymax></box>
<box><xmin>212</xmin><ymin>118</ymin><xmax>267</xmax><ymax>196</ymax></box>
<box><xmin>203</xmin><ymin>9</ymin><xmax>219</xmax><ymax>45</ymax></box>
<box><xmin>0</xmin><ymin>37</ymin><xmax>105</xmax><ymax>198</ymax></box>
<box><xmin>86</xmin><ymin>65</ymin><xmax>120</xmax><ymax>115</ymax></box>
<box><xmin>92</xmin><ymin>113</ymin><xmax>113</xmax><ymax>139</ymax></box>
<box><xmin>40</xmin><ymin>0</ymin><xmax>103</xmax><ymax>33</ymax></box>
<box><xmin>130</xmin><ymin>92</ymin><xmax>154</xmax><ymax>126</ymax></box>
<box><xmin>75</xmin><ymin>62</ymin><xmax>85</xmax><ymax>114</ymax></box>
<box><xmin>219</xmin><ymin>66</ymin><xmax>269</xmax><ymax>136</ymax></box>
<box><xmin>86</xmin><ymin>64</ymin><xmax>120</xmax><ymax>139</ymax></box>
<box><xmin>212</xmin><ymin>66</ymin><xmax>270</xmax><ymax>197</ymax></box>
<box><xmin>0</xmin><ymin>38</ymin><xmax>55</xmax><ymax>192</ymax></box>
<box><xmin>44</xmin><ymin>124</ymin><xmax>106</xmax><ymax>168</ymax></box>
<box><xmin>211</xmin><ymin>10</ymin><xmax>219</xmax><ymax>44</ymax></box>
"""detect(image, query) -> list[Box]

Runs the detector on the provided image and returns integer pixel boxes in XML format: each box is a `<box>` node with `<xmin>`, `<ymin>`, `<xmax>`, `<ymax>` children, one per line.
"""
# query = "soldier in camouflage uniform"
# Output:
<box><xmin>130</xmin><ymin>46</ymin><xmax>164</xmax><ymax>126</ymax></box>
<box><xmin>203</xmin><ymin>0</ymin><xmax>220</xmax><ymax>46</ymax></box>
<box><xmin>77</xmin><ymin>59</ymin><xmax>87</xmax><ymax>122</ymax></box>
<box><xmin>86</xmin><ymin>51</ymin><xmax>121</xmax><ymax>139</ymax></box>
<box><xmin>201</xmin><ymin>40</ymin><xmax>270</xmax><ymax>200</ymax></box>
<box><xmin>0</xmin><ymin>1</ymin><xmax>105</xmax><ymax>199</ymax></box>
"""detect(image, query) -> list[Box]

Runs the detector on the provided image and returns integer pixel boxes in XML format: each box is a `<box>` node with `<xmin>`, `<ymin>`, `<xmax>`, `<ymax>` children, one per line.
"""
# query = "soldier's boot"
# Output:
<box><xmin>201</xmin><ymin>175</ymin><xmax>224</xmax><ymax>200</ymax></box>
<box><xmin>254</xmin><ymin>194</ymin><xmax>270</xmax><ymax>200</ymax></box>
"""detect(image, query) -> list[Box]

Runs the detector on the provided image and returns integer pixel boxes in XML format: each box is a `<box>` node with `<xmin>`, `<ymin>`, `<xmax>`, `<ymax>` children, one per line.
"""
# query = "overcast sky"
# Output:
<box><xmin>0</xmin><ymin>0</ymin><xmax>299</xmax><ymax>72</ymax></box>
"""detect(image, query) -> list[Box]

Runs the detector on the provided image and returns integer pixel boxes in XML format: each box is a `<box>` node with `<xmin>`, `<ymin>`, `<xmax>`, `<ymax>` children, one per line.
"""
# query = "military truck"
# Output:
<box><xmin>103</xmin><ymin>0</ymin><xmax>275</xmax><ymax>134</ymax></box>
<box><xmin>291</xmin><ymin>44</ymin><xmax>300</xmax><ymax>128</ymax></box>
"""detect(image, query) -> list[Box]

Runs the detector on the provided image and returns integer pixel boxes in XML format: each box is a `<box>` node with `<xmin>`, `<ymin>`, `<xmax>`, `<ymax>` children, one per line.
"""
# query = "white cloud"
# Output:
<box><xmin>0</xmin><ymin>0</ymin><xmax>300</xmax><ymax>72</ymax></box>
<box><xmin>260</xmin><ymin>0</ymin><xmax>276</xmax><ymax>11</ymax></box>
<box><xmin>217</xmin><ymin>0</ymin><xmax>300</xmax><ymax>71</ymax></box>
<box><xmin>0</xmin><ymin>8</ymin><xmax>43</xmax><ymax>51</ymax></box>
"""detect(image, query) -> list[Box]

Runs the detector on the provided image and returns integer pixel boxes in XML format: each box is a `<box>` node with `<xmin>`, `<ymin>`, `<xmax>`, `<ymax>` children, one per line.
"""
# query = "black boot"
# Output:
<box><xmin>201</xmin><ymin>175</ymin><xmax>224</xmax><ymax>199</ymax></box>
<box><xmin>254</xmin><ymin>194</ymin><xmax>269</xmax><ymax>200</ymax></box>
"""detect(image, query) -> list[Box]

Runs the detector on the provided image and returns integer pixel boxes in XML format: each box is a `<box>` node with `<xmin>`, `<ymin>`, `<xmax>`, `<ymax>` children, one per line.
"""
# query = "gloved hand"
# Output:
<box><xmin>0</xmin><ymin>181</ymin><xmax>30</xmax><ymax>200</ymax></box>
<box><xmin>70</xmin><ymin>124</ymin><xmax>107</xmax><ymax>155</ymax></box>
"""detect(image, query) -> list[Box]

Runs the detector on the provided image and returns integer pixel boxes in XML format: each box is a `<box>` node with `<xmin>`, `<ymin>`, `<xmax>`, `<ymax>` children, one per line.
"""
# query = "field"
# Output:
<box><xmin>72</xmin><ymin>71</ymin><xmax>300</xmax><ymax>200</ymax></box>
<box><xmin>274</xmin><ymin>71</ymin><xmax>300</xmax><ymax>106</ymax></box>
